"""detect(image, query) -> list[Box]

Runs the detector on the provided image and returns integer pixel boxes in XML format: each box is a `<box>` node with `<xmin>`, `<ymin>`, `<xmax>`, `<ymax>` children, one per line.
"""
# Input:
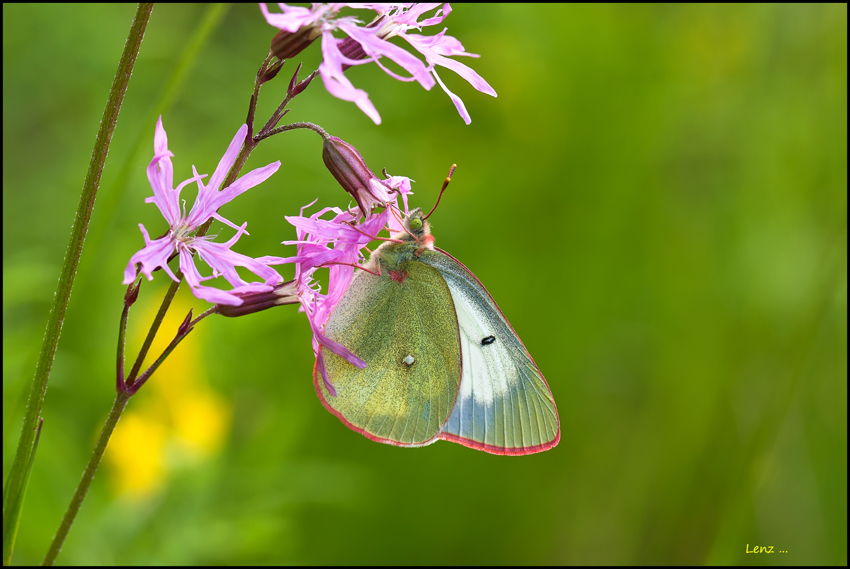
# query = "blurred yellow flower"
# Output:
<box><xmin>105</xmin><ymin>414</ymin><xmax>167</xmax><ymax>496</ymax></box>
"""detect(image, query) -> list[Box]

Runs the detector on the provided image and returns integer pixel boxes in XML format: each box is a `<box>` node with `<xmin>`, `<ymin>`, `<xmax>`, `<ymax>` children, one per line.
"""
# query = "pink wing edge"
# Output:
<box><xmin>312</xmin><ymin>247</ymin><xmax>561</xmax><ymax>456</ymax></box>
<box><xmin>313</xmin><ymin>354</ymin><xmax>458</xmax><ymax>449</ymax></box>
<box><xmin>431</xmin><ymin>247</ymin><xmax>561</xmax><ymax>456</ymax></box>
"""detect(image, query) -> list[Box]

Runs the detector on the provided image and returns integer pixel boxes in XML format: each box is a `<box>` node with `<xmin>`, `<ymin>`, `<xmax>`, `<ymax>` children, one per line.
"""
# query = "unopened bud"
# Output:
<box><xmin>178</xmin><ymin>309</ymin><xmax>194</xmax><ymax>336</ymax></box>
<box><xmin>288</xmin><ymin>62</ymin><xmax>316</xmax><ymax>98</ymax></box>
<box><xmin>259</xmin><ymin>58</ymin><xmax>284</xmax><ymax>85</ymax></box>
<box><xmin>322</xmin><ymin>136</ymin><xmax>388</xmax><ymax>217</ymax></box>
<box><xmin>124</xmin><ymin>280</ymin><xmax>141</xmax><ymax>307</ymax></box>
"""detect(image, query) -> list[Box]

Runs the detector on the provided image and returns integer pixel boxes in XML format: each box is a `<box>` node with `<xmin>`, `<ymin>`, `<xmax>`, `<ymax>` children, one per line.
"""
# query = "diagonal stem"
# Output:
<box><xmin>2</xmin><ymin>4</ymin><xmax>153</xmax><ymax>565</ymax></box>
<box><xmin>41</xmin><ymin>393</ymin><xmax>131</xmax><ymax>566</ymax></box>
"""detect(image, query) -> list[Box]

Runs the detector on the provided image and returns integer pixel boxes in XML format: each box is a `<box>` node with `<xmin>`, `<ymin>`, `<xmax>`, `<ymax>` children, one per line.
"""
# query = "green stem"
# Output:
<box><xmin>41</xmin><ymin>392</ymin><xmax>132</xmax><ymax>566</ymax></box>
<box><xmin>1</xmin><ymin>420</ymin><xmax>43</xmax><ymax>566</ymax></box>
<box><xmin>43</xmin><ymin>295</ymin><xmax>214</xmax><ymax>565</ymax></box>
<box><xmin>38</xmin><ymin>37</ymin><xmax>314</xmax><ymax>564</ymax></box>
<box><xmin>2</xmin><ymin>3</ymin><xmax>153</xmax><ymax>564</ymax></box>
<box><xmin>258</xmin><ymin>120</ymin><xmax>328</xmax><ymax>141</ymax></box>
<box><xmin>125</xmin><ymin>277</ymin><xmax>181</xmax><ymax>388</ymax></box>
<box><xmin>126</xmin><ymin>307</ymin><xmax>215</xmax><ymax>395</ymax></box>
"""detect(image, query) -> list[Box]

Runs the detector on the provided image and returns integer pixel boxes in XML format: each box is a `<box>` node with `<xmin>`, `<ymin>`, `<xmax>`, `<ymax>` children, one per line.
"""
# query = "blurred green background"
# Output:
<box><xmin>3</xmin><ymin>3</ymin><xmax>846</xmax><ymax>565</ymax></box>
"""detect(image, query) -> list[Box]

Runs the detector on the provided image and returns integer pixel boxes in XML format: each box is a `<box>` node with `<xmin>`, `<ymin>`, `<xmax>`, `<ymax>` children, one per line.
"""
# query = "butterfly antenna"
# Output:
<box><xmin>388</xmin><ymin>202</ymin><xmax>419</xmax><ymax>242</ymax></box>
<box><xmin>423</xmin><ymin>164</ymin><xmax>456</xmax><ymax>220</ymax></box>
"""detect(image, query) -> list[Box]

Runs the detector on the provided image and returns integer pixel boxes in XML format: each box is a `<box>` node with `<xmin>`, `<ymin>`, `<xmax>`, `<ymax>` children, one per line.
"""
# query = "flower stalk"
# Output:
<box><xmin>42</xmin><ymin>392</ymin><xmax>131</xmax><ymax>566</ymax></box>
<box><xmin>39</xmin><ymin>36</ymin><xmax>326</xmax><ymax>563</ymax></box>
<box><xmin>14</xmin><ymin>4</ymin><xmax>501</xmax><ymax>564</ymax></box>
<box><xmin>2</xmin><ymin>4</ymin><xmax>153</xmax><ymax>565</ymax></box>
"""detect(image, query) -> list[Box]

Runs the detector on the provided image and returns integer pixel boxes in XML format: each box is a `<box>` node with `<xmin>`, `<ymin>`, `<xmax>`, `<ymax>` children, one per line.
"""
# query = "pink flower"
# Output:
<box><xmin>264</xmin><ymin>204</ymin><xmax>382</xmax><ymax>395</ymax></box>
<box><xmin>260</xmin><ymin>2</ymin><xmax>329</xmax><ymax>34</ymax></box>
<box><xmin>123</xmin><ymin>117</ymin><xmax>282</xmax><ymax>306</ymax></box>
<box><xmin>263</xmin><ymin>176</ymin><xmax>412</xmax><ymax>394</ymax></box>
<box><xmin>260</xmin><ymin>3</ymin><xmax>496</xmax><ymax>124</ymax></box>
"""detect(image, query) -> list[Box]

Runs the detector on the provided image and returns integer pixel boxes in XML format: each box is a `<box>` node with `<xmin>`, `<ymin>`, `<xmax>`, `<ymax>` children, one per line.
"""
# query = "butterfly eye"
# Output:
<box><xmin>409</xmin><ymin>217</ymin><xmax>423</xmax><ymax>231</ymax></box>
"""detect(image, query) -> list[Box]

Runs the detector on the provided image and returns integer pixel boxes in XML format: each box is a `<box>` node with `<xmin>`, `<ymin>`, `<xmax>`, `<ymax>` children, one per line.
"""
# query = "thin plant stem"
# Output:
<box><xmin>125</xmin><ymin>277</ymin><xmax>181</xmax><ymax>388</ymax></box>
<box><xmin>126</xmin><ymin>307</ymin><xmax>215</xmax><ymax>395</ymax></box>
<box><xmin>256</xmin><ymin>69</ymin><xmax>319</xmax><ymax>141</ymax></box>
<box><xmin>246</xmin><ymin>53</ymin><xmax>276</xmax><ymax>139</ymax></box>
<box><xmin>259</xmin><ymin>120</ymin><xmax>328</xmax><ymax>141</ymax></box>
<box><xmin>2</xmin><ymin>4</ymin><xmax>153</xmax><ymax>565</ymax></box>
<box><xmin>41</xmin><ymin>392</ymin><xmax>131</xmax><ymax>566</ymax></box>
<box><xmin>39</xmin><ymin>38</ymin><xmax>321</xmax><ymax>565</ymax></box>
<box><xmin>43</xmin><ymin>294</ymin><xmax>213</xmax><ymax>563</ymax></box>
<box><xmin>78</xmin><ymin>3</ymin><xmax>229</xmax><ymax>287</ymax></box>
<box><xmin>38</xmin><ymin>46</ymin><xmax>280</xmax><ymax>564</ymax></box>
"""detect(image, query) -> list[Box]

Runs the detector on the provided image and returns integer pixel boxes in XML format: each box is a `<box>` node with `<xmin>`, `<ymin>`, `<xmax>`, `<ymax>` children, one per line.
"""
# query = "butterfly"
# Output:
<box><xmin>316</xmin><ymin>206</ymin><xmax>560</xmax><ymax>455</ymax></box>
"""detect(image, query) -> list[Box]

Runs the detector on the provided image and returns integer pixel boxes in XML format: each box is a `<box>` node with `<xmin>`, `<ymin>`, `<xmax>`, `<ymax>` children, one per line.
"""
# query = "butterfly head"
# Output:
<box><xmin>395</xmin><ymin>207</ymin><xmax>435</xmax><ymax>253</ymax></box>
<box><xmin>401</xmin><ymin>208</ymin><xmax>432</xmax><ymax>242</ymax></box>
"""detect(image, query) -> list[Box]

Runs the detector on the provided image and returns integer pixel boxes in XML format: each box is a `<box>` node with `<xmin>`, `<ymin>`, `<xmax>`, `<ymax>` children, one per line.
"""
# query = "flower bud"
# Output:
<box><xmin>322</xmin><ymin>136</ymin><xmax>389</xmax><ymax>217</ymax></box>
<box><xmin>178</xmin><ymin>309</ymin><xmax>194</xmax><ymax>336</ymax></box>
<box><xmin>124</xmin><ymin>280</ymin><xmax>141</xmax><ymax>307</ymax></box>
<box><xmin>288</xmin><ymin>62</ymin><xmax>316</xmax><ymax>98</ymax></box>
<box><xmin>259</xmin><ymin>58</ymin><xmax>284</xmax><ymax>85</ymax></box>
<box><xmin>270</xmin><ymin>25</ymin><xmax>321</xmax><ymax>60</ymax></box>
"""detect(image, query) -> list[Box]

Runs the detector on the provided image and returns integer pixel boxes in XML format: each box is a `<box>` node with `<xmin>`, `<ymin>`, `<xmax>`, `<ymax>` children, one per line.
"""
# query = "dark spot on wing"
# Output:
<box><xmin>481</xmin><ymin>335</ymin><xmax>495</xmax><ymax>346</ymax></box>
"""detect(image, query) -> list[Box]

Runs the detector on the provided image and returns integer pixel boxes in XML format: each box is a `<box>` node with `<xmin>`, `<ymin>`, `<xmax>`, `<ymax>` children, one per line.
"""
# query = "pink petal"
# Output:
<box><xmin>316</xmin><ymin>350</ymin><xmax>337</xmax><ymax>397</ymax></box>
<box><xmin>195</xmin><ymin>240</ymin><xmax>284</xmax><ymax>289</ymax></box>
<box><xmin>124</xmin><ymin>227</ymin><xmax>177</xmax><ymax>283</ymax></box>
<box><xmin>146</xmin><ymin>144</ymin><xmax>178</xmax><ymax>225</ymax></box>
<box><xmin>312</xmin><ymin>320</ymin><xmax>366</xmax><ymax>369</ymax></box>
<box><xmin>396</xmin><ymin>3</ymin><xmax>449</xmax><ymax>27</ymax></box>
<box><xmin>319</xmin><ymin>33</ymin><xmax>382</xmax><ymax>124</ymax></box>
<box><xmin>206</xmin><ymin>124</ymin><xmax>247</xmax><ymax>195</ymax></box>
<box><xmin>203</xmin><ymin>160</ymin><xmax>281</xmax><ymax>219</ymax></box>
<box><xmin>259</xmin><ymin>2</ymin><xmax>325</xmax><ymax>33</ymax></box>
<box><xmin>151</xmin><ymin>117</ymin><xmax>174</xmax><ymax>202</ymax></box>
<box><xmin>190</xmin><ymin>284</ymin><xmax>245</xmax><ymax>306</ymax></box>
<box><xmin>179</xmin><ymin>249</ymin><xmax>243</xmax><ymax>306</ymax></box>
<box><xmin>339</xmin><ymin>22</ymin><xmax>435</xmax><ymax>90</ymax></box>
<box><xmin>432</xmin><ymin>68</ymin><xmax>471</xmax><ymax>125</ymax></box>
<box><xmin>405</xmin><ymin>34</ymin><xmax>496</xmax><ymax>97</ymax></box>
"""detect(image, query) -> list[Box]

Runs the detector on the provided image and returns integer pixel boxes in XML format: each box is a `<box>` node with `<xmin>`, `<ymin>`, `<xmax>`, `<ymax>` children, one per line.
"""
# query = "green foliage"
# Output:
<box><xmin>3</xmin><ymin>4</ymin><xmax>846</xmax><ymax>565</ymax></box>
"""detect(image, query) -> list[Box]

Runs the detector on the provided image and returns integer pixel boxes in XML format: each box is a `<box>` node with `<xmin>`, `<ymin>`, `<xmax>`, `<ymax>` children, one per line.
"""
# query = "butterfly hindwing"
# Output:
<box><xmin>319</xmin><ymin>259</ymin><xmax>462</xmax><ymax>446</ymax></box>
<box><xmin>420</xmin><ymin>249</ymin><xmax>560</xmax><ymax>455</ymax></box>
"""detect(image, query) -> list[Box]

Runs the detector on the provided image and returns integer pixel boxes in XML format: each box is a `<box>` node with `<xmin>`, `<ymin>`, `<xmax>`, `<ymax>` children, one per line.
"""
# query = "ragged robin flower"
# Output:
<box><xmin>123</xmin><ymin>117</ymin><xmax>283</xmax><ymax>306</ymax></box>
<box><xmin>258</xmin><ymin>167</ymin><xmax>413</xmax><ymax>395</ymax></box>
<box><xmin>261</xmin><ymin>3</ymin><xmax>496</xmax><ymax>124</ymax></box>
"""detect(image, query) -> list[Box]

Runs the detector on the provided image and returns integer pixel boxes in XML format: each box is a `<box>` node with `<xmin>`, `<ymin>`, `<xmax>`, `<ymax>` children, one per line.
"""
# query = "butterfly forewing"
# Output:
<box><xmin>421</xmin><ymin>249</ymin><xmax>560</xmax><ymax>455</ymax></box>
<box><xmin>319</xmin><ymin>261</ymin><xmax>462</xmax><ymax>446</ymax></box>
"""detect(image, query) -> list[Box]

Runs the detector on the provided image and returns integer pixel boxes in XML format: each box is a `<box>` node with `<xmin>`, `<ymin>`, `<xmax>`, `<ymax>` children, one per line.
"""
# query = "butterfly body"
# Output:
<box><xmin>317</xmin><ymin>209</ymin><xmax>560</xmax><ymax>455</ymax></box>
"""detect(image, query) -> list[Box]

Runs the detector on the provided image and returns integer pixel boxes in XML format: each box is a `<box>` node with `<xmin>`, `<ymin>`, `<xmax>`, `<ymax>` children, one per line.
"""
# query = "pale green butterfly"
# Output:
<box><xmin>316</xmin><ymin>193</ymin><xmax>560</xmax><ymax>455</ymax></box>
